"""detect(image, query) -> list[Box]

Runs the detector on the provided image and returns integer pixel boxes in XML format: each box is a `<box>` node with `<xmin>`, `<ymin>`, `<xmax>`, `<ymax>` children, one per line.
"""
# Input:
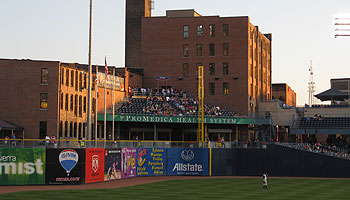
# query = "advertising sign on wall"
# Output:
<box><xmin>167</xmin><ymin>148</ymin><xmax>209</xmax><ymax>176</ymax></box>
<box><xmin>137</xmin><ymin>148</ymin><xmax>166</xmax><ymax>176</ymax></box>
<box><xmin>104</xmin><ymin>149</ymin><xmax>121</xmax><ymax>181</ymax></box>
<box><xmin>85</xmin><ymin>148</ymin><xmax>105</xmax><ymax>183</ymax></box>
<box><xmin>46</xmin><ymin>149</ymin><xmax>85</xmax><ymax>185</ymax></box>
<box><xmin>0</xmin><ymin>148</ymin><xmax>46</xmax><ymax>185</ymax></box>
<box><xmin>121</xmin><ymin>148</ymin><xmax>136</xmax><ymax>179</ymax></box>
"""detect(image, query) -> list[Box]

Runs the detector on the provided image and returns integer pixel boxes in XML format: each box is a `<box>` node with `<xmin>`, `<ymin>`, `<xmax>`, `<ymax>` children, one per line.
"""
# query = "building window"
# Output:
<box><xmin>60</xmin><ymin>93</ymin><xmax>63</xmax><ymax>109</ymax></box>
<box><xmin>209</xmin><ymin>24</ymin><xmax>215</xmax><ymax>37</ymax></box>
<box><xmin>223</xmin><ymin>82</ymin><xmax>229</xmax><ymax>95</ymax></box>
<box><xmin>40</xmin><ymin>93</ymin><xmax>48</xmax><ymax>110</ymax></box>
<box><xmin>92</xmin><ymin>98</ymin><xmax>96</xmax><ymax>113</ymax></box>
<box><xmin>183</xmin><ymin>63</ymin><xmax>189</xmax><ymax>76</ymax></box>
<box><xmin>223</xmin><ymin>43</ymin><xmax>229</xmax><ymax>56</ymax></box>
<box><xmin>66</xmin><ymin>69</ymin><xmax>69</xmax><ymax>86</ymax></box>
<box><xmin>209</xmin><ymin>82</ymin><xmax>215</xmax><ymax>95</ymax></box>
<box><xmin>79</xmin><ymin>95</ymin><xmax>82</xmax><ymax>116</ymax></box>
<box><xmin>65</xmin><ymin>94</ymin><xmax>69</xmax><ymax>111</ymax></box>
<box><xmin>61</xmin><ymin>68</ymin><xmax>64</xmax><ymax>85</ymax></box>
<box><xmin>75</xmin><ymin>71</ymin><xmax>78</xmax><ymax>91</ymax></box>
<box><xmin>70</xmin><ymin>122</ymin><xmax>73</xmax><ymax>137</ymax></box>
<box><xmin>64</xmin><ymin>121</ymin><xmax>68</xmax><ymax>137</ymax></box>
<box><xmin>183</xmin><ymin>25</ymin><xmax>189</xmax><ymax>38</ymax></box>
<box><xmin>196</xmin><ymin>25</ymin><xmax>203</xmax><ymax>37</ymax></box>
<box><xmin>84</xmin><ymin>74</ymin><xmax>87</xmax><ymax>89</ymax></box>
<box><xmin>75</xmin><ymin>95</ymin><xmax>78</xmax><ymax>116</ymax></box>
<box><xmin>84</xmin><ymin>96</ymin><xmax>87</xmax><ymax>113</ymax></box>
<box><xmin>183</xmin><ymin>44</ymin><xmax>189</xmax><ymax>57</ymax></box>
<box><xmin>223</xmin><ymin>24</ymin><xmax>229</xmax><ymax>36</ymax></box>
<box><xmin>70</xmin><ymin>70</ymin><xmax>74</xmax><ymax>87</ymax></box>
<box><xmin>59</xmin><ymin>121</ymin><xmax>63</xmax><ymax>138</ymax></box>
<box><xmin>196</xmin><ymin>44</ymin><xmax>202</xmax><ymax>57</ymax></box>
<box><xmin>78</xmin><ymin>123</ymin><xmax>82</xmax><ymax>139</ymax></box>
<box><xmin>74</xmin><ymin>122</ymin><xmax>77</xmax><ymax>138</ymax></box>
<box><xmin>209</xmin><ymin>43</ymin><xmax>215</xmax><ymax>56</ymax></box>
<box><xmin>79</xmin><ymin>72</ymin><xmax>82</xmax><ymax>91</ymax></box>
<box><xmin>39</xmin><ymin>121</ymin><xmax>47</xmax><ymax>139</ymax></box>
<box><xmin>83</xmin><ymin>123</ymin><xmax>86</xmax><ymax>139</ymax></box>
<box><xmin>223</xmin><ymin>62</ymin><xmax>229</xmax><ymax>75</ymax></box>
<box><xmin>41</xmin><ymin>68</ymin><xmax>48</xmax><ymax>84</ymax></box>
<box><xmin>70</xmin><ymin>94</ymin><xmax>73</xmax><ymax>111</ymax></box>
<box><xmin>209</xmin><ymin>63</ymin><xmax>215</xmax><ymax>75</ymax></box>
<box><xmin>196</xmin><ymin>63</ymin><xmax>202</xmax><ymax>75</ymax></box>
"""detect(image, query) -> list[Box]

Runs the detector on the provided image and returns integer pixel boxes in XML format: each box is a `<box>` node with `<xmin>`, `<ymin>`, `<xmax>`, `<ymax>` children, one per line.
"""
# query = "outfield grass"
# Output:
<box><xmin>1</xmin><ymin>178</ymin><xmax>350</xmax><ymax>200</ymax></box>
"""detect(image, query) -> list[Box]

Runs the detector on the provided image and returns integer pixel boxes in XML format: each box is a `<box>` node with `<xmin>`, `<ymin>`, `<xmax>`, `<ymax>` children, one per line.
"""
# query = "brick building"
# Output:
<box><xmin>331</xmin><ymin>78</ymin><xmax>350</xmax><ymax>104</ymax></box>
<box><xmin>0</xmin><ymin>58</ymin><xmax>125</xmax><ymax>139</ymax></box>
<box><xmin>125</xmin><ymin>1</ymin><xmax>272</xmax><ymax>116</ymax></box>
<box><xmin>272</xmin><ymin>83</ymin><xmax>297</xmax><ymax>107</ymax></box>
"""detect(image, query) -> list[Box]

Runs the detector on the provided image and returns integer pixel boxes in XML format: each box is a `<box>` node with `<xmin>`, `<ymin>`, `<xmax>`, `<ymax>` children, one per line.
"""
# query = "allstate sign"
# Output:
<box><xmin>167</xmin><ymin>148</ymin><xmax>209</xmax><ymax>176</ymax></box>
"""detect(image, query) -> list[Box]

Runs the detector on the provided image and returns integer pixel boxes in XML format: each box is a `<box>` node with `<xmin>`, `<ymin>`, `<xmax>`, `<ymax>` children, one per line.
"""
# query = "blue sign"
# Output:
<box><xmin>137</xmin><ymin>148</ymin><xmax>166</xmax><ymax>176</ymax></box>
<box><xmin>167</xmin><ymin>148</ymin><xmax>209</xmax><ymax>176</ymax></box>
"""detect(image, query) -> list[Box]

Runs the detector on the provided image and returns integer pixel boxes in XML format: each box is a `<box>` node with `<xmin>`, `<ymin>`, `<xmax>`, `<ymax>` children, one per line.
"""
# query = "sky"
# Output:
<box><xmin>1</xmin><ymin>0</ymin><xmax>350</xmax><ymax>106</ymax></box>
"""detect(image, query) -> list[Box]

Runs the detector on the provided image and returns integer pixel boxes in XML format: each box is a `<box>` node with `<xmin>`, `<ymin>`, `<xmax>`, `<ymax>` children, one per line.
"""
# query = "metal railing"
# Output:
<box><xmin>0</xmin><ymin>139</ymin><xmax>269</xmax><ymax>149</ymax></box>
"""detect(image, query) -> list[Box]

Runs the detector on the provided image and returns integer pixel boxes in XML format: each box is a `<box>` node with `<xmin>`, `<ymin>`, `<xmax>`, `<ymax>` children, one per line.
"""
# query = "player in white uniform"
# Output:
<box><xmin>262</xmin><ymin>173</ymin><xmax>268</xmax><ymax>189</ymax></box>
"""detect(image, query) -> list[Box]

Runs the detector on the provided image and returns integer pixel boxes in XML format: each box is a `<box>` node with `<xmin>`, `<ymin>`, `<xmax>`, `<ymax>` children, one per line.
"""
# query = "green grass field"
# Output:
<box><xmin>1</xmin><ymin>178</ymin><xmax>350</xmax><ymax>200</ymax></box>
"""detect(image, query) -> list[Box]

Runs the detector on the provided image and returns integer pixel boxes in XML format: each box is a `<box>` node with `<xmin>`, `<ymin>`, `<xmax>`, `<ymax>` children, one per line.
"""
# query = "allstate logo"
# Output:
<box><xmin>181</xmin><ymin>149</ymin><xmax>194</xmax><ymax>161</ymax></box>
<box><xmin>59</xmin><ymin>149</ymin><xmax>79</xmax><ymax>176</ymax></box>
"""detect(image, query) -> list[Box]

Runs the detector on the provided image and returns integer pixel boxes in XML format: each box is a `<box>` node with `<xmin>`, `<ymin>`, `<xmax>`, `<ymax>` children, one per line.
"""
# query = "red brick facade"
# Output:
<box><xmin>272</xmin><ymin>83</ymin><xmax>297</xmax><ymax>107</ymax></box>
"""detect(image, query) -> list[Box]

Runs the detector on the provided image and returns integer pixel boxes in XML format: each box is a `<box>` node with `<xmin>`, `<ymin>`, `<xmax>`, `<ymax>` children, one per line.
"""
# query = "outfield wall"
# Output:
<box><xmin>2</xmin><ymin>145</ymin><xmax>350</xmax><ymax>185</ymax></box>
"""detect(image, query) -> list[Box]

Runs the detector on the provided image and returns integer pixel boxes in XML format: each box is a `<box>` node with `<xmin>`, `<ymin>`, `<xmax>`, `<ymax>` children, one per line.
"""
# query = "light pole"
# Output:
<box><xmin>87</xmin><ymin>0</ymin><xmax>93</xmax><ymax>141</ymax></box>
<box><xmin>276</xmin><ymin>125</ymin><xmax>279</xmax><ymax>143</ymax></box>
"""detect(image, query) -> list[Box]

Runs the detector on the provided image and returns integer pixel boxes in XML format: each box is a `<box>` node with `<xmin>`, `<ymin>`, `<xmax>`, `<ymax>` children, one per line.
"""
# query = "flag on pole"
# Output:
<box><xmin>105</xmin><ymin>56</ymin><xmax>109</xmax><ymax>80</ymax></box>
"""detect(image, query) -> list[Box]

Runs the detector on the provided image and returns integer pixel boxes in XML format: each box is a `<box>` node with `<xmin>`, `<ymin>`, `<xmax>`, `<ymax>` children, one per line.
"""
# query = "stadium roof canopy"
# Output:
<box><xmin>0</xmin><ymin>119</ymin><xmax>24</xmax><ymax>131</ymax></box>
<box><xmin>314</xmin><ymin>88</ymin><xmax>348</xmax><ymax>102</ymax></box>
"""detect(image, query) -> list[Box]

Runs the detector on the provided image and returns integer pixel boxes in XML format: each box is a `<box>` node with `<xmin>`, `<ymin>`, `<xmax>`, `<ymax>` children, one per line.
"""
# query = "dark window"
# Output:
<box><xmin>39</xmin><ymin>121</ymin><xmax>47</xmax><ymax>139</ymax></box>
<box><xmin>64</xmin><ymin>121</ymin><xmax>68</xmax><ymax>137</ymax></box>
<box><xmin>74</xmin><ymin>122</ymin><xmax>77</xmax><ymax>138</ymax></box>
<box><xmin>59</xmin><ymin>121</ymin><xmax>63</xmax><ymax>138</ymax></box>
<box><xmin>78</xmin><ymin>123</ymin><xmax>82</xmax><ymax>139</ymax></box>
<box><xmin>183</xmin><ymin>44</ymin><xmax>189</xmax><ymax>57</ymax></box>
<box><xmin>40</xmin><ymin>93</ymin><xmax>48</xmax><ymax>110</ymax></box>
<box><xmin>183</xmin><ymin>25</ymin><xmax>189</xmax><ymax>38</ymax></box>
<box><xmin>209</xmin><ymin>24</ymin><xmax>215</xmax><ymax>37</ymax></box>
<box><xmin>223</xmin><ymin>62</ymin><xmax>229</xmax><ymax>75</ymax></box>
<box><xmin>92</xmin><ymin>75</ymin><xmax>96</xmax><ymax>91</ymax></box>
<box><xmin>65</xmin><ymin>94</ymin><xmax>68</xmax><ymax>111</ymax></box>
<box><xmin>70</xmin><ymin>94</ymin><xmax>73</xmax><ymax>111</ymax></box>
<box><xmin>83</xmin><ymin>123</ymin><xmax>86</xmax><ymax>139</ymax></box>
<box><xmin>223</xmin><ymin>24</ymin><xmax>229</xmax><ymax>36</ymax></box>
<box><xmin>41</xmin><ymin>68</ymin><xmax>48</xmax><ymax>84</ymax></box>
<box><xmin>223</xmin><ymin>43</ymin><xmax>229</xmax><ymax>56</ymax></box>
<box><xmin>196</xmin><ymin>44</ymin><xmax>202</xmax><ymax>57</ymax></box>
<box><xmin>75</xmin><ymin>71</ymin><xmax>78</xmax><ymax>91</ymax></box>
<box><xmin>196</xmin><ymin>25</ymin><xmax>203</xmax><ymax>37</ymax></box>
<box><xmin>84</xmin><ymin>74</ymin><xmax>87</xmax><ymax>88</ymax></box>
<box><xmin>61</xmin><ymin>68</ymin><xmax>64</xmax><ymax>85</ymax></box>
<box><xmin>223</xmin><ymin>82</ymin><xmax>229</xmax><ymax>95</ymax></box>
<box><xmin>79</xmin><ymin>72</ymin><xmax>82</xmax><ymax>91</ymax></box>
<box><xmin>92</xmin><ymin>98</ymin><xmax>96</xmax><ymax>113</ymax></box>
<box><xmin>60</xmin><ymin>93</ymin><xmax>63</xmax><ymax>109</ymax></box>
<box><xmin>209</xmin><ymin>63</ymin><xmax>215</xmax><ymax>75</ymax></box>
<box><xmin>75</xmin><ymin>95</ymin><xmax>78</xmax><ymax>116</ymax></box>
<box><xmin>209</xmin><ymin>43</ymin><xmax>215</xmax><ymax>56</ymax></box>
<box><xmin>79</xmin><ymin>95</ymin><xmax>82</xmax><ymax>116</ymax></box>
<box><xmin>83</xmin><ymin>96</ymin><xmax>87</xmax><ymax>113</ymax></box>
<box><xmin>66</xmin><ymin>69</ymin><xmax>69</xmax><ymax>86</ymax></box>
<box><xmin>71</xmin><ymin>70</ymin><xmax>74</xmax><ymax>87</ymax></box>
<box><xmin>70</xmin><ymin>122</ymin><xmax>73</xmax><ymax>137</ymax></box>
<box><xmin>209</xmin><ymin>82</ymin><xmax>215</xmax><ymax>95</ymax></box>
<box><xmin>183</xmin><ymin>63</ymin><xmax>189</xmax><ymax>76</ymax></box>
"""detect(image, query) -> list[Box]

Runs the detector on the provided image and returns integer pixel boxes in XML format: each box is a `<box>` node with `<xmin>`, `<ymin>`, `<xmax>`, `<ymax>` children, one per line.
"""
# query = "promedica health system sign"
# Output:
<box><xmin>167</xmin><ymin>148</ymin><xmax>209</xmax><ymax>176</ymax></box>
<box><xmin>46</xmin><ymin>149</ymin><xmax>85</xmax><ymax>185</ymax></box>
<box><xmin>137</xmin><ymin>148</ymin><xmax>166</xmax><ymax>176</ymax></box>
<box><xmin>0</xmin><ymin>148</ymin><xmax>45</xmax><ymax>185</ymax></box>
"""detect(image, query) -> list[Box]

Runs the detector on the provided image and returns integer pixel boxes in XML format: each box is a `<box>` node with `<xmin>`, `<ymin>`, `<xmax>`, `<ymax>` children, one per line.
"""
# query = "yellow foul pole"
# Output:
<box><xmin>198</xmin><ymin>65</ymin><xmax>204</xmax><ymax>144</ymax></box>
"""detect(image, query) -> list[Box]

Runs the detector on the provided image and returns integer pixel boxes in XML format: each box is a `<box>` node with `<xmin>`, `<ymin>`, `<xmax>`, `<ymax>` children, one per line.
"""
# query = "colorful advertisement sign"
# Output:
<box><xmin>85</xmin><ymin>148</ymin><xmax>105</xmax><ymax>183</ymax></box>
<box><xmin>0</xmin><ymin>148</ymin><xmax>45</xmax><ymax>185</ymax></box>
<box><xmin>167</xmin><ymin>148</ymin><xmax>209</xmax><ymax>176</ymax></box>
<box><xmin>137</xmin><ymin>148</ymin><xmax>166</xmax><ymax>176</ymax></box>
<box><xmin>121</xmin><ymin>148</ymin><xmax>136</xmax><ymax>179</ymax></box>
<box><xmin>46</xmin><ymin>149</ymin><xmax>85</xmax><ymax>185</ymax></box>
<box><xmin>104</xmin><ymin>149</ymin><xmax>121</xmax><ymax>181</ymax></box>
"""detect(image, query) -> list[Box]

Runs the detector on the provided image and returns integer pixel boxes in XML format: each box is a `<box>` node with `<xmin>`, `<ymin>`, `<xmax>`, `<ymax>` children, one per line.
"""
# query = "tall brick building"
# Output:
<box><xmin>272</xmin><ymin>83</ymin><xmax>297</xmax><ymax>107</ymax></box>
<box><xmin>0</xmin><ymin>59</ymin><xmax>125</xmax><ymax>139</ymax></box>
<box><xmin>125</xmin><ymin>1</ymin><xmax>272</xmax><ymax>116</ymax></box>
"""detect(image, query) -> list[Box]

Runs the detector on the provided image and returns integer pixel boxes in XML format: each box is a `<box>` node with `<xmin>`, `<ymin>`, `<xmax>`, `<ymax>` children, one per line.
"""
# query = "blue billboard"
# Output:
<box><xmin>137</xmin><ymin>148</ymin><xmax>166</xmax><ymax>176</ymax></box>
<box><xmin>167</xmin><ymin>148</ymin><xmax>209</xmax><ymax>176</ymax></box>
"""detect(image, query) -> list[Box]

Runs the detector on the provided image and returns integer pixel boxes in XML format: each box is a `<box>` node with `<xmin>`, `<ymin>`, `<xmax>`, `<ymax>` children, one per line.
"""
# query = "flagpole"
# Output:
<box><xmin>104</xmin><ymin>57</ymin><xmax>107</xmax><ymax>147</ymax></box>
<box><xmin>112</xmin><ymin>67</ymin><xmax>115</xmax><ymax>141</ymax></box>
<box><xmin>95</xmin><ymin>65</ymin><xmax>98</xmax><ymax>142</ymax></box>
<box><xmin>87</xmin><ymin>0</ymin><xmax>93</xmax><ymax>142</ymax></box>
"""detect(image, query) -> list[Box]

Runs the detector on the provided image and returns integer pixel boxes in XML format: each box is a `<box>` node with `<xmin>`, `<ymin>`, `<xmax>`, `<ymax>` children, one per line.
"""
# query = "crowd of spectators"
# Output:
<box><xmin>278</xmin><ymin>142</ymin><xmax>350</xmax><ymax>160</ymax></box>
<box><xmin>119</xmin><ymin>87</ymin><xmax>237</xmax><ymax>117</ymax></box>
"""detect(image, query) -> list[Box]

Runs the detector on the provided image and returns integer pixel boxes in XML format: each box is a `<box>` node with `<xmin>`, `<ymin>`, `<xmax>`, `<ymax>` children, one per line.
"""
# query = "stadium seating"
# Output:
<box><xmin>298</xmin><ymin>117</ymin><xmax>350</xmax><ymax>129</ymax></box>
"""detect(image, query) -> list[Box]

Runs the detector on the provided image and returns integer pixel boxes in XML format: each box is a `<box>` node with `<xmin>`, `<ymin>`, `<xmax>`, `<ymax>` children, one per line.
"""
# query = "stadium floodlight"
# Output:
<box><xmin>334</xmin><ymin>14</ymin><xmax>350</xmax><ymax>38</ymax></box>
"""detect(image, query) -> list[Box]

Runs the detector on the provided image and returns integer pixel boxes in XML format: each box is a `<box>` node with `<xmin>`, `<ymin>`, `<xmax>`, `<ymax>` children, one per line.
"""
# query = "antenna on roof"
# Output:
<box><xmin>308</xmin><ymin>60</ymin><xmax>316</xmax><ymax>106</ymax></box>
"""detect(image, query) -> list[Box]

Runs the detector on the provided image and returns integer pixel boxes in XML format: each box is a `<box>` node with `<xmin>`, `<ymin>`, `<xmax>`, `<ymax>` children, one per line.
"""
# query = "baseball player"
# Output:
<box><xmin>262</xmin><ymin>173</ymin><xmax>268</xmax><ymax>189</ymax></box>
